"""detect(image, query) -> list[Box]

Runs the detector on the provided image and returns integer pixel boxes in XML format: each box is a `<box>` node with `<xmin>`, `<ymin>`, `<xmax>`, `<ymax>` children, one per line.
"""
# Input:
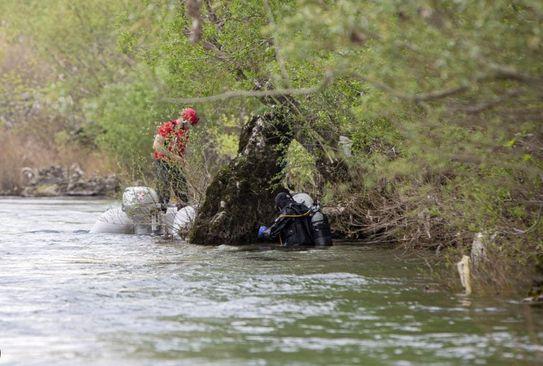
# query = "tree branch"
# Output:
<box><xmin>164</xmin><ymin>74</ymin><xmax>333</xmax><ymax>104</ymax></box>
<box><xmin>186</xmin><ymin>0</ymin><xmax>203</xmax><ymax>44</ymax></box>
<box><xmin>488</xmin><ymin>63</ymin><xmax>543</xmax><ymax>89</ymax></box>
<box><xmin>165</xmin><ymin>63</ymin><xmax>541</xmax><ymax>106</ymax></box>
<box><xmin>352</xmin><ymin>73</ymin><xmax>470</xmax><ymax>102</ymax></box>
<box><xmin>263</xmin><ymin>0</ymin><xmax>290</xmax><ymax>86</ymax></box>
<box><xmin>204</xmin><ymin>0</ymin><xmax>221</xmax><ymax>29</ymax></box>
<box><xmin>462</xmin><ymin>88</ymin><xmax>523</xmax><ymax>114</ymax></box>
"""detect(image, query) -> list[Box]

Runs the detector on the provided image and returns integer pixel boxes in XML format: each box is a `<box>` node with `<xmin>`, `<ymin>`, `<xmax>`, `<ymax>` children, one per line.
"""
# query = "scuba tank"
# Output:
<box><xmin>310</xmin><ymin>204</ymin><xmax>333</xmax><ymax>246</ymax></box>
<box><xmin>292</xmin><ymin>193</ymin><xmax>333</xmax><ymax>247</ymax></box>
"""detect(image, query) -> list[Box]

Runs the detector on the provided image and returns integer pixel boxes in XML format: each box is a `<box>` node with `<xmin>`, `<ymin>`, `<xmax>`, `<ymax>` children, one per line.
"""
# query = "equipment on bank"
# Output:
<box><xmin>90</xmin><ymin>186</ymin><xmax>195</xmax><ymax>236</ymax></box>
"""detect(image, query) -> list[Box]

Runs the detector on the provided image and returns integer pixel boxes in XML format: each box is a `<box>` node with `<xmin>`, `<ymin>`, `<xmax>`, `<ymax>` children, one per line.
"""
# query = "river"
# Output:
<box><xmin>0</xmin><ymin>197</ymin><xmax>541</xmax><ymax>365</ymax></box>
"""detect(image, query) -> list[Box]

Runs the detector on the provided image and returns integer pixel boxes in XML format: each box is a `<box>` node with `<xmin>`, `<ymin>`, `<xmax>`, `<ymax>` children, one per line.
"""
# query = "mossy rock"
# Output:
<box><xmin>31</xmin><ymin>184</ymin><xmax>62</xmax><ymax>197</ymax></box>
<box><xmin>190</xmin><ymin>113</ymin><xmax>293</xmax><ymax>245</ymax></box>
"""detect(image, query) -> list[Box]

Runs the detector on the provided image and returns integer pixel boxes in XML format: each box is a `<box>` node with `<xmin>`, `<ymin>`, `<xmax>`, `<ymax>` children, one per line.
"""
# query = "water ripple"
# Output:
<box><xmin>1</xmin><ymin>197</ymin><xmax>542</xmax><ymax>366</ymax></box>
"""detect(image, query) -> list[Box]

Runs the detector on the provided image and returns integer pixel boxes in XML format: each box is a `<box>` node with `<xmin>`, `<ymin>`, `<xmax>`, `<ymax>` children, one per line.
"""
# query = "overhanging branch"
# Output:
<box><xmin>164</xmin><ymin>75</ymin><xmax>333</xmax><ymax>104</ymax></box>
<box><xmin>165</xmin><ymin>66</ymin><xmax>541</xmax><ymax>106</ymax></box>
<box><xmin>352</xmin><ymin>73</ymin><xmax>472</xmax><ymax>102</ymax></box>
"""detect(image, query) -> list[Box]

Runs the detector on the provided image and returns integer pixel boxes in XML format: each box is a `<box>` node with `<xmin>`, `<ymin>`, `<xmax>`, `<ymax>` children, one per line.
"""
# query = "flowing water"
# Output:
<box><xmin>0</xmin><ymin>197</ymin><xmax>542</xmax><ymax>366</ymax></box>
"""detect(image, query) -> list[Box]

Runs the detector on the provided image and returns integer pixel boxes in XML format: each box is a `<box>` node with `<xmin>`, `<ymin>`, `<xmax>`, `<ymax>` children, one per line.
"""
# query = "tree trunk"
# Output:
<box><xmin>189</xmin><ymin>112</ymin><xmax>293</xmax><ymax>244</ymax></box>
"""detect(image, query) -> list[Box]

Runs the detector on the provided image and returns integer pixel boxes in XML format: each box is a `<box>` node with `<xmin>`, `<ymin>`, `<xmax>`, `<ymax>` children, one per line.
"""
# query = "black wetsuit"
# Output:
<box><xmin>266</xmin><ymin>194</ymin><xmax>314</xmax><ymax>247</ymax></box>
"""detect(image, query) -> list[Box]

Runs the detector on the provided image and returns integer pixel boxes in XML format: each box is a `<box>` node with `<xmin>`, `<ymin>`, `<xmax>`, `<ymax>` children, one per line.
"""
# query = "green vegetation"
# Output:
<box><xmin>1</xmin><ymin>0</ymin><xmax>541</xmax><ymax>294</ymax></box>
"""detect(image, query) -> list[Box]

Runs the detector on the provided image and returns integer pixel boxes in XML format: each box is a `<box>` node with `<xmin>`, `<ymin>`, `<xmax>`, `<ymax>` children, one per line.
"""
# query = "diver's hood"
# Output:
<box><xmin>275</xmin><ymin>192</ymin><xmax>294</xmax><ymax>210</ymax></box>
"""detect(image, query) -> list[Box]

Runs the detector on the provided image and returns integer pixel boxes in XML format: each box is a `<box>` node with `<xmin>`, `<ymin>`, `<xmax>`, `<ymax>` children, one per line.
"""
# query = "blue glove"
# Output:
<box><xmin>258</xmin><ymin>225</ymin><xmax>268</xmax><ymax>239</ymax></box>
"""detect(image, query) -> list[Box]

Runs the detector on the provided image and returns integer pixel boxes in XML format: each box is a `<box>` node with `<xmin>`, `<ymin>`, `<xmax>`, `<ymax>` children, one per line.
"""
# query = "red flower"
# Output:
<box><xmin>181</xmin><ymin>107</ymin><xmax>199</xmax><ymax>125</ymax></box>
<box><xmin>154</xmin><ymin>119</ymin><xmax>190</xmax><ymax>160</ymax></box>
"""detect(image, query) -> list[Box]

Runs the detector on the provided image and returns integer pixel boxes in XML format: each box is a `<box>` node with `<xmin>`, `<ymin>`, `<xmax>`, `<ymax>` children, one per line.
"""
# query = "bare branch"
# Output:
<box><xmin>263</xmin><ymin>0</ymin><xmax>290</xmax><ymax>86</ymax></box>
<box><xmin>351</xmin><ymin>56</ymin><xmax>543</xmax><ymax>103</ymax></box>
<box><xmin>352</xmin><ymin>73</ymin><xmax>470</xmax><ymax>102</ymax></box>
<box><xmin>164</xmin><ymin>74</ymin><xmax>333</xmax><ymax>104</ymax></box>
<box><xmin>352</xmin><ymin>71</ymin><xmax>538</xmax><ymax>103</ymax></box>
<box><xmin>186</xmin><ymin>0</ymin><xmax>203</xmax><ymax>44</ymax></box>
<box><xmin>488</xmin><ymin>63</ymin><xmax>543</xmax><ymax>89</ymax></box>
<box><xmin>462</xmin><ymin>88</ymin><xmax>523</xmax><ymax>114</ymax></box>
<box><xmin>413</xmin><ymin>85</ymin><xmax>469</xmax><ymax>101</ymax></box>
<box><xmin>204</xmin><ymin>0</ymin><xmax>223</xmax><ymax>31</ymax></box>
<box><xmin>165</xmin><ymin>64</ymin><xmax>540</xmax><ymax>106</ymax></box>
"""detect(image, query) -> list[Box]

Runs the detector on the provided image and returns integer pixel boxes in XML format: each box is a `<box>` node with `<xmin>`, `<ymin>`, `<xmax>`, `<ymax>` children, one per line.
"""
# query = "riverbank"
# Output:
<box><xmin>0</xmin><ymin>164</ymin><xmax>120</xmax><ymax>197</ymax></box>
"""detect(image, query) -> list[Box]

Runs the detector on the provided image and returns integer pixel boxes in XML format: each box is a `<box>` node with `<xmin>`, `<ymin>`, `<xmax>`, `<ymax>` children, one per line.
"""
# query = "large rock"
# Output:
<box><xmin>19</xmin><ymin>164</ymin><xmax>119</xmax><ymax>197</ymax></box>
<box><xmin>66</xmin><ymin>175</ymin><xmax>120</xmax><ymax>196</ymax></box>
<box><xmin>25</xmin><ymin>183</ymin><xmax>62</xmax><ymax>197</ymax></box>
<box><xmin>189</xmin><ymin>112</ymin><xmax>293</xmax><ymax>245</ymax></box>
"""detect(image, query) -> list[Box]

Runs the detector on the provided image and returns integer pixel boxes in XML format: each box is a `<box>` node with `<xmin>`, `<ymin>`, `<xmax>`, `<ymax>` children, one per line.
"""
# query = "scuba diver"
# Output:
<box><xmin>258</xmin><ymin>192</ymin><xmax>333</xmax><ymax>247</ymax></box>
